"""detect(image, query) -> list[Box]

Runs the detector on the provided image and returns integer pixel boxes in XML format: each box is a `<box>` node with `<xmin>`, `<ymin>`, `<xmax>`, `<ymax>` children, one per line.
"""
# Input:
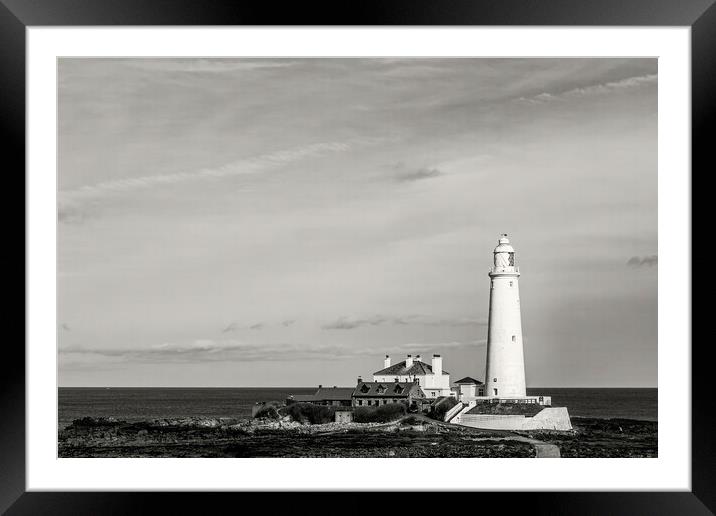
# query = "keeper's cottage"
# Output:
<box><xmin>372</xmin><ymin>353</ymin><xmax>452</xmax><ymax>398</ymax></box>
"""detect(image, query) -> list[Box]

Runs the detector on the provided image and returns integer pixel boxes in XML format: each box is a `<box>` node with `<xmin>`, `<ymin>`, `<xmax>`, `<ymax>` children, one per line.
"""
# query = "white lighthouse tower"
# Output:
<box><xmin>447</xmin><ymin>234</ymin><xmax>572</xmax><ymax>430</ymax></box>
<box><xmin>485</xmin><ymin>234</ymin><xmax>526</xmax><ymax>398</ymax></box>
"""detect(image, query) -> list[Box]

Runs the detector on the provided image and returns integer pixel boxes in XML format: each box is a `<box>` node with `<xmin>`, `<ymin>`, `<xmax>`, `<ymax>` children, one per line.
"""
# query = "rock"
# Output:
<box><xmin>195</xmin><ymin>418</ymin><xmax>221</xmax><ymax>428</ymax></box>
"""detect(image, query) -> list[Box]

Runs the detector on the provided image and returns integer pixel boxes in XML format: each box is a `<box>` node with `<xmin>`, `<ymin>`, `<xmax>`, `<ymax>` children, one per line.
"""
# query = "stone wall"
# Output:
<box><xmin>458</xmin><ymin>407</ymin><xmax>572</xmax><ymax>431</ymax></box>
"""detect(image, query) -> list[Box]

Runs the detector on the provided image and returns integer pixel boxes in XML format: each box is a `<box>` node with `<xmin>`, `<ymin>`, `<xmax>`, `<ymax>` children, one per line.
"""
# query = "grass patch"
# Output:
<box><xmin>282</xmin><ymin>403</ymin><xmax>336</xmax><ymax>424</ymax></box>
<box><xmin>253</xmin><ymin>401</ymin><xmax>283</xmax><ymax>420</ymax></box>
<box><xmin>466</xmin><ymin>402</ymin><xmax>544</xmax><ymax>416</ymax></box>
<box><xmin>353</xmin><ymin>403</ymin><xmax>406</xmax><ymax>423</ymax></box>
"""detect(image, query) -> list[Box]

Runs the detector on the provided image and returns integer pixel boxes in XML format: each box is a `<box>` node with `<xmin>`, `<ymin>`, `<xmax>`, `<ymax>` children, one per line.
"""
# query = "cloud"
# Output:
<box><xmin>322</xmin><ymin>315</ymin><xmax>389</xmax><ymax>330</ymax></box>
<box><xmin>58</xmin><ymin>138</ymin><xmax>382</xmax><ymax>223</ymax></box>
<box><xmin>221</xmin><ymin>322</ymin><xmax>239</xmax><ymax>333</ymax></box>
<box><xmin>394</xmin><ymin>167</ymin><xmax>442</xmax><ymax>182</ymax></box>
<box><xmin>388</xmin><ymin>162</ymin><xmax>443</xmax><ymax>183</ymax></box>
<box><xmin>564</xmin><ymin>74</ymin><xmax>657</xmax><ymax>97</ymax></box>
<box><xmin>221</xmin><ymin>319</ymin><xmax>298</xmax><ymax>332</ymax></box>
<box><xmin>322</xmin><ymin>314</ymin><xmax>486</xmax><ymax>330</ymax></box>
<box><xmin>222</xmin><ymin>321</ymin><xmax>265</xmax><ymax>333</ymax></box>
<box><xmin>59</xmin><ymin>338</ymin><xmax>481</xmax><ymax>363</ymax></box>
<box><xmin>126</xmin><ymin>59</ymin><xmax>295</xmax><ymax>74</ymax></box>
<box><xmin>627</xmin><ymin>255</ymin><xmax>657</xmax><ymax>267</ymax></box>
<box><xmin>517</xmin><ymin>73</ymin><xmax>657</xmax><ymax>105</ymax></box>
<box><xmin>61</xmin><ymin>142</ymin><xmax>351</xmax><ymax>200</ymax></box>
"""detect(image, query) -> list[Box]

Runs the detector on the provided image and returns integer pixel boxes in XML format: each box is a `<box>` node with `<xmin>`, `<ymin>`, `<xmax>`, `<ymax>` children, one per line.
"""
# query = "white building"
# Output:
<box><xmin>453</xmin><ymin>376</ymin><xmax>485</xmax><ymax>398</ymax></box>
<box><xmin>373</xmin><ymin>354</ymin><xmax>453</xmax><ymax>398</ymax></box>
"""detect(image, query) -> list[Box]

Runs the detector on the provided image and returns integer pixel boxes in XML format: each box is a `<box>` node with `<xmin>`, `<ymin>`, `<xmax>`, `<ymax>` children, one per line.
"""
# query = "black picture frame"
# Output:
<box><xmin>2</xmin><ymin>0</ymin><xmax>709</xmax><ymax>513</ymax></box>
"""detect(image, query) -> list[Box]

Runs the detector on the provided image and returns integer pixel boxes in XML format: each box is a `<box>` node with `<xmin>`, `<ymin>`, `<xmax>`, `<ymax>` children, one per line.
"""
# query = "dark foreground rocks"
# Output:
<box><xmin>514</xmin><ymin>417</ymin><xmax>657</xmax><ymax>458</ymax></box>
<box><xmin>58</xmin><ymin>415</ymin><xmax>656</xmax><ymax>458</ymax></box>
<box><xmin>58</xmin><ymin>416</ymin><xmax>533</xmax><ymax>458</ymax></box>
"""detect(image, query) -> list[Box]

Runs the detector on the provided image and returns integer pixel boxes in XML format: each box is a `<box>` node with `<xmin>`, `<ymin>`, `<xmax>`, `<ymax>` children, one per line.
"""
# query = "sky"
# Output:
<box><xmin>57</xmin><ymin>58</ymin><xmax>657</xmax><ymax>388</ymax></box>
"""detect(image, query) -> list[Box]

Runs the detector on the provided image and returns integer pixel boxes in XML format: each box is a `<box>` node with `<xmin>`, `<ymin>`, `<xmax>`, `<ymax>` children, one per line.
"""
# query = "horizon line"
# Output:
<box><xmin>57</xmin><ymin>385</ymin><xmax>659</xmax><ymax>389</ymax></box>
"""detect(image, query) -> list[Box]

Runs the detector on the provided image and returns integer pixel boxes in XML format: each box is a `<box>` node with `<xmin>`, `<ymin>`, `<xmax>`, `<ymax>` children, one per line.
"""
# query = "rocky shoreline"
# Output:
<box><xmin>58</xmin><ymin>414</ymin><xmax>656</xmax><ymax>458</ymax></box>
<box><xmin>517</xmin><ymin>417</ymin><xmax>657</xmax><ymax>458</ymax></box>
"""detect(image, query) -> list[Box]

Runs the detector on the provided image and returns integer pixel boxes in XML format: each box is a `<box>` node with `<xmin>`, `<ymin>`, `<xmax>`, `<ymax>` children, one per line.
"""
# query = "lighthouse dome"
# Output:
<box><xmin>494</xmin><ymin>234</ymin><xmax>514</xmax><ymax>253</ymax></box>
<box><xmin>492</xmin><ymin>234</ymin><xmax>516</xmax><ymax>269</ymax></box>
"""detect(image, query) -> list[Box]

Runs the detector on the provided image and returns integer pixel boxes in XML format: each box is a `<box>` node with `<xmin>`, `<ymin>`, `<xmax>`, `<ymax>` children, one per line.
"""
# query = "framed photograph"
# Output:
<box><xmin>3</xmin><ymin>0</ymin><xmax>709</xmax><ymax>513</ymax></box>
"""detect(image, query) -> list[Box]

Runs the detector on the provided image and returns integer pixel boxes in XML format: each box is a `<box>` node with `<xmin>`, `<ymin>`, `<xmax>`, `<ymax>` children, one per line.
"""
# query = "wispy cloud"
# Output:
<box><xmin>627</xmin><ymin>255</ymin><xmax>657</xmax><ymax>267</ymax></box>
<box><xmin>59</xmin><ymin>338</ymin><xmax>480</xmax><ymax>363</ymax></box>
<box><xmin>322</xmin><ymin>314</ymin><xmax>486</xmax><ymax>330</ymax></box>
<box><xmin>221</xmin><ymin>319</ymin><xmax>301</xmax><ymax>332</ymax></box>
<box><xmin>221</xmin><ymin>322</ymin><xmax>240</xmax><ymax>333</ymax></box>
<box><xmin>394</xmin><ymin>167</ymin><xmax>443</xmax><ymax>183</ymax></box>
<box><xmin>127</xmin><ymin>59</ymin><xmax>295</xmax><ymax>74</ymax></box>
<box><xmin>61</xmin><ymin>142</ymin><xmax>352</xmax><ymax>200</ymax></box>
<box><xmin>222</xmin><ymin>322</ymin><xmax>266</xmax><ymax>333</ymax></box>
<box><xmin>58</xmin><ymin>138</ymin><xmax>381</xmax><ymax>223</ymax></box>
<box><xmin>517</xmin><ymin>73</ymin><xmax>657</xmax><ymax>105</ymax></box>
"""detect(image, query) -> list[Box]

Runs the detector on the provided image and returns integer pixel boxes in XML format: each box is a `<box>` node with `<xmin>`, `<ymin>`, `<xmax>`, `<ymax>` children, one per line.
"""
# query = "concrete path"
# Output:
<box><xmin>530</xmin><ymin>441</ymin><xmax>561</xmax><ymax>458</ymax></box>
<box><xmin>443</xmin><ymin>419</ymin><xmax>561</xmax><ymax>458</ymax></box>
<box><xmin>405</xmin><ymin>415</ymin><xmax>562</xmax><ymax>458</ymax></box>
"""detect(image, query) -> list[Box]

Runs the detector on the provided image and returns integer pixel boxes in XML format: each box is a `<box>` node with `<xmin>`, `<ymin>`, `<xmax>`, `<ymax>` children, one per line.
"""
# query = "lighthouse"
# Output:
<box><xmin>484</xmin><ymin>234</ymin><xmax>526</xmax><ymax>398</ymax></box>
<box><xmin>447</xmin><ymin>234</ymin><xmax>572</xmax><ymax>430</ymax></box>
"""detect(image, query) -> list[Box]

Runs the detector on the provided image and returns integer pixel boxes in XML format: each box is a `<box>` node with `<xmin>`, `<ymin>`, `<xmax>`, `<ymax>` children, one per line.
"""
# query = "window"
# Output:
<box><xmin>494</xmin><ymin>388</ymin><xmax>498</xmax><ymax>395</ymax></box>
<box><xmin>512</xmin><ymin>335</ymin><xmax>516</xmax><ymax>343</ymax></box>
<box><xmin>394</xmin><ymin>385</ymin><xmax>404</xmax><ymax>394</ymax></box>
<box><xmin>493</xmin><ymin>378</ymin><xmax>497</xmax><ymax>382</ymax></box>
<box><xmin>509</xmin><ymin>281</ymin><xmax>513</xmax><ymax>287</ymax></box>
<box><xmin>358</xmin><ymin>400</ymin><xmax>363</xmax><ymax>406</ymax></box>
<box><xmin>360</xmin><ymin>384</ymin><xmax>370</xmax><ymax>393</ymax></box>
<box><xmin>376</xmin><ymin>384</ymin><xmax>386</xmax><ymax>394</ymax></box>
<box><xmin>431</xmin><ymin>392</ymin><xmax>436</xmax><ymax>397</ymax></box>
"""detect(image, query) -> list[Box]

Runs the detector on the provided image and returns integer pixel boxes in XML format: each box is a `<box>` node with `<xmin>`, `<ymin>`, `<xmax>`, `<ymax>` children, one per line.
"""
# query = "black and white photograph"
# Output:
<box><xmin>57</xmin><ymin>57</ymin><xmax>657</xmax><ymax>459</ymax></box>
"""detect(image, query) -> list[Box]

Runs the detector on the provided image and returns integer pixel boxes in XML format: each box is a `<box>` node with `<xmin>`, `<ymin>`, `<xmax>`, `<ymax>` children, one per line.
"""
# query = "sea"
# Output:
<box><xmin>58</xmin><ymin>387</ymin><xmax>657</xmax><ymax>429</ymax></box>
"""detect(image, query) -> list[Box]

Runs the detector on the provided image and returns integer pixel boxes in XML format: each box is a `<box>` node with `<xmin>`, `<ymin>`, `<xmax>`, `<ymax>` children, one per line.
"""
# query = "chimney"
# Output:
<box><xmin>384</xmin><ymin>354</ymin><xmax>391</xmax><ymax>368</ymax></box>
<box><xmin>406</xmin><ymin>354</ymin><xmax>413</xmax><ymax>369</ymax></box>
<box><xmin>415</xmin><ymin>354</ymin><xmax>422</xmax><ymax>364</ymax></box>
<box><xmin>318</xmin><ymin>384</ymin><xmax>322</xmax><ymax>389</ymax></box>
<box><xmin>357</xmin><ymin>376</ymin><xmax>362</xmax><ymax>385</ymax></box>
<box><xmin>432</xmin><ymin>354</ymin><xmax>443</xmax><ymax>376</ymax></box>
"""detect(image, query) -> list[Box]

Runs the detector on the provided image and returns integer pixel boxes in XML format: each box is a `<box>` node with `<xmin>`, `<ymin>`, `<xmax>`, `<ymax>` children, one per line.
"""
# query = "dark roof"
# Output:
<box><xmin>314</xmin><ymin>387</ymin><xmax>355</xmax><ymax>401</ymax></box>
<box><xmin>373</xmin><ymin>360</ymin><xmax>449</xmax><ymax>376</ymax></box>
<box><xmin>352</xmin><ymin>381</ymin><xmax>424</xmax><ymax>398</ymax></box>
<box><xmin>292</xmin><ymin>394</ymin><xmax>317</xmax><ymax>402</ymax></box>
<box><xmin>291</xmin><ymin>386</ymin><xmax>355</xmax><ymax>402</ymax></box>
<box><xmin>454</xmin><ymin>376</ymin><xmax>484</xmax><ymax>385</ymax></box>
